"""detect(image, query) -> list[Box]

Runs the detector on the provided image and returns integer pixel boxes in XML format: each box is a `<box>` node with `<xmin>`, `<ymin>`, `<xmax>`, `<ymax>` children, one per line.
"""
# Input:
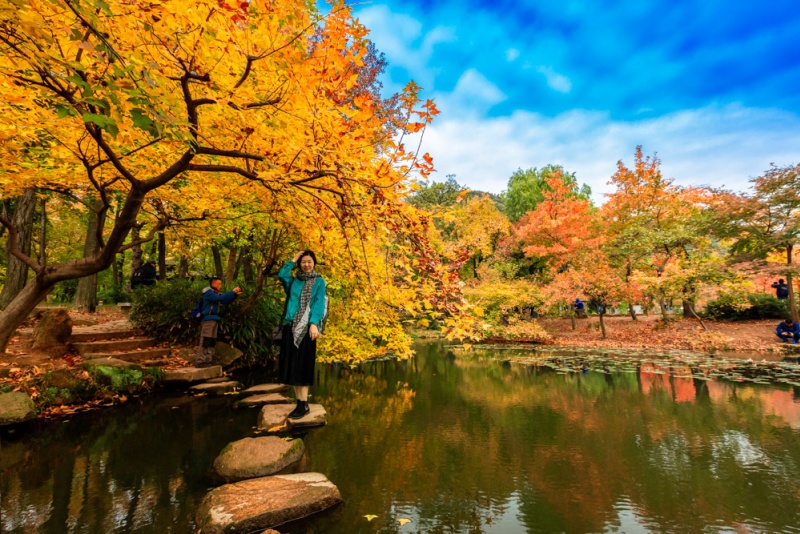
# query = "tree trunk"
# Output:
<box><xmin>111</xmin><ymin>253</ymin><xmax>121</xmax><ymax>288</ymax></box>
<box><xmin>225</xmin><ymin>245</ymin><xmax>238</xmax><ymax>282</ymax></box>
<box><xmin>0</xmin><ymin>189</ymin><xmax>37</xmax><ymax>310</ymax></box>
<box><xmin>130</xmin><ymin>225</ymin><xmax>143</xmax><ymax>288</ymax></box>
<box><xmin>242</xmin><ymin>250</ymin><xmax>254</xmax><ymax>284</ymax></box>
<box><xmin>0</xmin><ymin>276</ymin><xmax>53</xmax><ymax>349</ymax></box>
<box><xmin>157</xmin><ymin>231</ymin><xmax>166</xmax><ymax>280</ymax></box>
<box><xmin>570</xmin><ymin>311</ymin><xmax>576</xmax><ymax>331</ymax></box>
<box><xmin>39</xmin><ymin>197</ymin><xmax>47</xmax><ymax>267</ymax></box>
<box><xmin>684</xmin><ymin>300</ymin><xmax>708</xmax><ymax>331</ymax></box>
<box><xmin>599</xmin><ymin>311</ymin><xmax>607</xmax><ymax>339</ymax></box>
<box><xmin>74</xmin><ymin>202</ymin><xmax>102</xmax><ymax>313</ymax></box>
<box><xmin>178</xmin><ymin>255</ymin><xmax>189</xmax><ymax>279</ymax></box>
<box><xmin>211</xmin><ymin>245</ymin><xmax>223</xmax><ymax>278</ymax></box>
<box><xmin>788</xmin><ymin>245</ymin><xmax>798</xmax><ymax>323</ymax></box>
<box><xmin>629</xmin><ymin>303</ymin><xmax>637</xmax><ymax>321</ymax></box>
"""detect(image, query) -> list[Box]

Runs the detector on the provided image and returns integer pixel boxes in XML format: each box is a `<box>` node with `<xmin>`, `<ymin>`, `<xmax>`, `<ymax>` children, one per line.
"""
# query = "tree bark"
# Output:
<box><xmin>211</xmin><ymin>244</ymin><xmax>223</xmax><ymax>279</ymax></box>
<box><xmin>130</xmin><ymin>224</ymin><xmax>143</xmax><ymax>288</ymax></box>
<box><xmin>39</xmin><ymin>197</ymin><xmax>47</xmax><ymax>267</ymax></box>
<box><xmin>0</xmin><ymin>189</ymin><xmax>37</xmax><ymax>309</ymax></box>
<box><xmin>224</xmin><ymin>245</ymin><xmax>238</xmax><ymax>282</ymax></box>
<box><xmin>629</xmin><ymin>303</ymin><xmax>637</xmax><ymax>321</ymax></box>
<box><xmin>158</xmin><ymin>231</ymin><xmax>166</xmax><ymax>280</ymax></box>
<box><xmin>788</xmin><ymin>245</ymin><xmax>798</xmax><ymax>323</ymax></box>
<box><xmin>242</xmin><ymin>249</ymin><xmax>254</xmax><ymax>284</ymax></box>
<box><xmin>74</xmin><ymin>201</ymin><xmax>102</xmax><ymax>312</ymax></box>
<box><xmin>599</xmin><ymin>311</ymin><xmax>607</xmax><ymax>339</ymax></box>
<box><xmin>178</xmin><ymin>255</ymin><xmax>189</xmax><ymax>279</ymax></box>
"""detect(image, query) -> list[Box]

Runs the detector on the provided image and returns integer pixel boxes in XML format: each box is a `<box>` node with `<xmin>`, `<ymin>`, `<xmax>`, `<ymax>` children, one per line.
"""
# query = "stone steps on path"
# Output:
<box><xmin>70</xmin><ymin>329</ymin><xmax>138</xmax><ymax>343</ymax></box>
<box><xmin>73</xmin><ymin>338</ymin><xmax>157</xmax><ymax>355</ymax></box>
<box><xmin>82</xmin><ymin>347</ymin><xmax>172</xmax><ymax>362</ymax></box>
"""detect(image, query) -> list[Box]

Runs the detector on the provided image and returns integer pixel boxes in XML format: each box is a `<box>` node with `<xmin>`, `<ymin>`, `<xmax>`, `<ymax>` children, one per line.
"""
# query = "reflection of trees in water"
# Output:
<box><xmin>0</xmin><ymin>396</ymin><xmax>253</xmax><ymax>532</ymax></box>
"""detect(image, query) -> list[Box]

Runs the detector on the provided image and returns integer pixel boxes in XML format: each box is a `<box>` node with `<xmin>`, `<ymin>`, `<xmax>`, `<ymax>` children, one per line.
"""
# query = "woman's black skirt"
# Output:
<box><xmin>278</xmin><ymin>324</ymin><xmax>317</xmax><ymax>386</ymax></box>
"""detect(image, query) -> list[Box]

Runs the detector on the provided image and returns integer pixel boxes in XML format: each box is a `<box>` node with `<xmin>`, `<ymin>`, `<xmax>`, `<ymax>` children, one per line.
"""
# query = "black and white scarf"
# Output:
<box><xmin>291</xmin><ymin>270</ymin><xmax>320</xmax><ymax>348</ymax></box>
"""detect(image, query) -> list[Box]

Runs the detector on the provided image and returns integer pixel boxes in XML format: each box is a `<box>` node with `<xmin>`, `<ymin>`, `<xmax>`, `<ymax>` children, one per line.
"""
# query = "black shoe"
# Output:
<box><xmin>287</xmin><ymin>401</ymin><xmax>310</xmax><ymax>420</ymax></box>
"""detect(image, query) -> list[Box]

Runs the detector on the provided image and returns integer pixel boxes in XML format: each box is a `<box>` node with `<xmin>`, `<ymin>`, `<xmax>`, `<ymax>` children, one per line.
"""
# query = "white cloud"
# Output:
<box><xmin>441</xmin><ymin>69</ymin><xmax>507</xmax><ymax>114</ymax></box>
<box><xmin>415</xmin><ymin>103</ymin><xmax>800</xmax><ymax>204</ymax></box>
<box><xmin>505</xmin><ymin>48</ymin><xmax>520</xmax><ymax>62</ymax></box>
<box><xmin>536</xmin><ymin>66</ymin><xmax>573</xmax><ymax>94</ymax></box>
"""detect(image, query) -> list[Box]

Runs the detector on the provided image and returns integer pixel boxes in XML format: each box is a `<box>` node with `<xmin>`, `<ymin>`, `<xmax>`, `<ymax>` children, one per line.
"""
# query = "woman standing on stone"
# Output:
<box><xmin>277</xmin><ymin>250</ymin><xmax>327</xmax><ymax>419</ymax></box>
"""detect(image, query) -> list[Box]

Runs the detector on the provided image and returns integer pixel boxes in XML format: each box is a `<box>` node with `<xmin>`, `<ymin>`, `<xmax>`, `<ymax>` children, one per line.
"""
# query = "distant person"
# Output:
<box><xmin>196</xmin><ymin>277</ymin><xmax>242</xmax><ymax>368</ymax></box>
<box><xmin>776</xmin><ymin>318</ymin><xmax>800</xmax><ymax>344</ymax></box>
<box><xmin>574</xmin><ymin>298</ymin><xmax>585</xmax><ymax>317</ymax></box>
<box><xmin>771</xmin><ymin>279</ymin><xmax>789</xmax><ymax>300</ymax></box>
<box><xmin>131</xmin><ymin>260</ymin><xmax>157</xmax><ymax>289</ymax></box>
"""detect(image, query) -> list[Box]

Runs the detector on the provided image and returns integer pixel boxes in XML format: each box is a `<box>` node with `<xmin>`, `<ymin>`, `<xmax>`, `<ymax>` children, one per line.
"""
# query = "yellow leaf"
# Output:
<box><xmin>364</xmin><ymin>515</ymin><xmax>378</xmax><ymax>521</ymax></box>
<box><xmin>398</xmin><ymin>518</ymin><xmax>412</xmax><ymax>525</ymax></box>
<box><xmin>473</xmin><ymin>307</ymin><xmax>484</xmax><ymax>317</ymax></box>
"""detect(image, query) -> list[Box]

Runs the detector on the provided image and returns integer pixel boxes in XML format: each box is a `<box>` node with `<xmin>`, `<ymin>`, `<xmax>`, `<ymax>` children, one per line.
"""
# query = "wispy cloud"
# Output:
<box><xmin>535</xmin><ymin>66</ymin><xmax>572</xmax><ymax>94</ymax></box>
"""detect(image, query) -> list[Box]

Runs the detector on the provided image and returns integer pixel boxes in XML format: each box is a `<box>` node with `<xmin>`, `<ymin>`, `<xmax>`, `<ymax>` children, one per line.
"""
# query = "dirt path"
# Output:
<box><xmin>540</xmin><ymin>314</ymin><xmax>786</xmax><ymax>354</ymax></box>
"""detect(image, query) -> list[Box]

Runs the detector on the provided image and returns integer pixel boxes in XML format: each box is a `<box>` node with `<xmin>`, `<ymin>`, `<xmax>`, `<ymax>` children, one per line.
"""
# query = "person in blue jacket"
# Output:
<box><xmin>776</xmin><ymin>318</ymin><xmax>800</xmax><ymax>344</ymax></box>
<box><xmin>195</xmin><ymin>277</ymin><xmax>242</xmax><ymax>368</ymax></box>
<box><xmin>278</xmin><ymin>250</ymin><xmax>327</xmax><ymax>419</ymax></box>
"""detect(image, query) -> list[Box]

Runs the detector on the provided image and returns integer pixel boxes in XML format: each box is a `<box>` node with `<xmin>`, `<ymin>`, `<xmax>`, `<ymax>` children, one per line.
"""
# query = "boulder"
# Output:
<box><xmin>212</xmin><ymin>437</ymin><xmax>304</xmax><ymax>482</ymax></box>
<box><xmin>189</xmin><ymin>380</ymin><xmax>243</xmax><ymax>395</ymax></box>
<box><xmin>214</xmin><ymin>342</ymin><xmax>245</xmax><ymax>368</ymax></box>
<box><xmin>236</xmin><ymin>393</ymin><xmax>293</xmax><ymax>407</ymax></box>
<box><xmin>257</xmin><ymin>404</ymin><xmax>327</xmax><ymax>431</ymax></box>
<box><xmin>70</xmin><ymin>317</ymin><xmax>97</xmax><ymax>326</ymax></box>
<box><xmin>0</xmin><ymin>392</ymin><xmax>36</xmax><ymax>426</ymax></box>
<box><xmin>195</xmin><ymin>473</ymin><xmax>342</xmax><ymax>534</ymax></box>
<box><xmin>240</xmin><ymin>383</ymin><xmax>289</xmax><ymax>396</ymax></box>
<box><xmin>162</xmin><ymin>366</ymin><xmax>222</xmax><ymax>384</ymax></box>
<box><xmin>31</xmin><ymin>309</ymin><xmax>72</xmax><ymax>349</ymax></box>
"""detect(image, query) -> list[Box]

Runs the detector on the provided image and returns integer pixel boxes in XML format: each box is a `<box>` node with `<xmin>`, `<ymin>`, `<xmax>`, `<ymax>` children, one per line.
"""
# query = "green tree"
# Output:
<box><xmin>408</xmin><ymin>176</ymin><xmax>467</xmax><ymax>209</ymax></box>
<box><xmin>502</xmin><ymin>165</ymin><xmax>591</xmax><ymax>222</ymax></box>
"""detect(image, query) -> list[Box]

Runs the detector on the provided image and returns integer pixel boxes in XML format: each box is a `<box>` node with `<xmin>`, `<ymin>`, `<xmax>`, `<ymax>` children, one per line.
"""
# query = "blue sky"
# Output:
<box><xmin>339</xmin><ymin>0</ymin><xmax>800</xmax><ymax>202</ymax></box>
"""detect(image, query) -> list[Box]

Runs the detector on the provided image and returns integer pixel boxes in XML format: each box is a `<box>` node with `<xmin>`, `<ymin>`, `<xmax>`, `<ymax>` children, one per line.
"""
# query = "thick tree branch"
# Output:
<box><xmin>195</xmin><ymin>147</ymin><xmax>265</xmax><ymax>161</ymax></box>
<box><xmin>0</xmin><ymin>215</ymin><xmax>42</xmax><ymax>274</ymax></box>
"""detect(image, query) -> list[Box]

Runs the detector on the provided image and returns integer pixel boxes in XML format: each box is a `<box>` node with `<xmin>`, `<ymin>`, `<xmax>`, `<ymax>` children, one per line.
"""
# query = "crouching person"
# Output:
<box><xmin>196</xmin><ymin>277</ymin><xmax>242</xmax><ymax>368</ymax></box>
<box><xmin>776</xmin><ymin>318</ymin><xmax>800</xmax><ymax>345</ymax></box>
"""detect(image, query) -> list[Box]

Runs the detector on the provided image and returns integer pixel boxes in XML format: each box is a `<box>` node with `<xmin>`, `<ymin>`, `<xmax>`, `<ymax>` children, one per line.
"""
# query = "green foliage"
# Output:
<box><xmin>408</xmin><ymin>176</ymin><xmax>466</xmax><ymax>208</ymax></box>
<box><xmin>91</xmin><ymin>366</ymin><xmax>143</xmax><ymax>392</ymax></box>
<box><xmin>130</xmin><ymin>278</ymin><xmax>282</xmax><ymax>366</ymax></box>
<box><xmin>704</xmin><ymin>293</ymin><xmax>790</xmax><ymax>321</ymax></box>
<box><xmin>502</xmin><ymin>164</ymin><xmax>592</xmax><ymax>222</ymax></box>
<box><xmin>50</xmin><ymin>278</ymin><xmax>79</xmax><ymax>303</ymax></box>
<box><xmin>97</xmin><ymin>284</ymin><xmax>129</xmax><ymax>304</ymax></box>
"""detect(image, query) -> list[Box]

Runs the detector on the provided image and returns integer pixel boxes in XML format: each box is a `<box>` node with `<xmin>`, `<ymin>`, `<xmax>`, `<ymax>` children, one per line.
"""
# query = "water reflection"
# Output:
<box><xmin>2</xmin><ymin>342</ymin><xmax>800</xmax><ymax>533</ymax></box>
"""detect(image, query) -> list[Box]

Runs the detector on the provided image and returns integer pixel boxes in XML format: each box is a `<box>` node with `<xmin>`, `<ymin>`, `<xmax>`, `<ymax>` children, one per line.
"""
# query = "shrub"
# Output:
<box><xmin>704</xmin><ymin>293</ymin><xmax>790</xmax><ymax>321</ymax></box>
<box><xmin>97</xmin><ymin>284</ymin><xmax>130</xmax><ymax>304</ymax></box>
<box><xmin>130</xmin><ymin>279</ymin><xmax>283</xmax><ymax>367</ymax></box>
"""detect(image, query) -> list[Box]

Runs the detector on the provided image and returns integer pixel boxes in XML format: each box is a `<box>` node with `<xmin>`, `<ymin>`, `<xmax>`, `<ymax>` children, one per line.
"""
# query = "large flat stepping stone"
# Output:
<box><xmin>237</xmin><ymin>393</ymin><xmax>293</xmax><ymax>407</ymax></box>
<box><xmin>163</xmin><ymin>366</ymin><xmax>222</xmax><ymax>384</ymax></box>
<box><xmin>189</xmin><ymin>380</ymin><xmax>243</xmax><ymax>395</ymax></box>
<box><xmin>240</xmin><ymin>384</ymin><xmax>289</xmax><ymax>396</ymax></box>
<box><xmin>73</xmin><ymin>338</ymin><xmax>156</xmax><ymax>355</ymax></box>
<box><xmin>212</xmin><ymin>437</ymin><xmax>304</xmax><ymax>482</ymax></box>
<box><xmin>195</xmin><ymin>473</ymin><xmax>342</xmax><ymax>534</ymax></box>
<box><xmin>80</xmin><ymin>358</ymin><xmax>143</xmax><ymax>371</ymax></box>
<box><xmin>71</xmin><ymin>319</ymin><xmax>135</xmax><ymax>342</ymax></box>
<box><xmin>0</xmin><ymin>392</ymin><xmax>35</xmax><ymax>426</ymax></box>
<box><xmin>257</xmin><ymin>404</ymin><xmax>327</xmax><ymax>431</ymax></box>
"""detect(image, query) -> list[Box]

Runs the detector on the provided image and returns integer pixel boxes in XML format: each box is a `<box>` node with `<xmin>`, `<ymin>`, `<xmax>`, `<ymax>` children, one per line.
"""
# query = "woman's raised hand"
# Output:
<box><xmin>292</xmin><ymin>251</ymin><xmax>304</xmax><ymax>263</ymax></box>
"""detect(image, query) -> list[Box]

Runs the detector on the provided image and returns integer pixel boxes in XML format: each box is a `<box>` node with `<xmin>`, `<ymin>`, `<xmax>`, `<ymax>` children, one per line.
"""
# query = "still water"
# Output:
<box><xmin>2</xmin><ymin>342</ymin><xmax>800</xmax><ymax>533</ymax></box>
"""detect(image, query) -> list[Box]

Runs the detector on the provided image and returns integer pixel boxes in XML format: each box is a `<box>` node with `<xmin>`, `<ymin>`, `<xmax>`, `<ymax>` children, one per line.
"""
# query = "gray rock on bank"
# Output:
<box><xmin>257</xmin><ymin>404</ymin><xmax>327</xmax><ymax>431</ymax></box>
<box><xmin>0</xmin><ymin>392</ymin><xmax>35</xmax><ymax>426</ymax></box>
<box><xmin>32</xmin><ymin>309</ymin><xmax>72</xmax><ymax>350</ymax></box>
<box><xmin>212</xmin><ymin>436</ymin><xmax>304</xmax><ymax>482</ymax></box>
<box><xmin>195</xmin><ymin>473</ymin><xmax>341</xmax><ymax>534</ymax></box>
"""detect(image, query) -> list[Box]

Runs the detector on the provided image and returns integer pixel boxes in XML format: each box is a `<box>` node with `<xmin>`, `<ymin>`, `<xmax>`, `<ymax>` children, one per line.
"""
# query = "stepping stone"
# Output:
<box><xmin>237</xmin><ymin>393</ymin><xmax>293</xmax><ymax>407</ymax></box>
<box><xmin>162</xmin><ymin>366</ymin><xmax>222</xmax><ymax>384</ymax></box>
<box><xmin>73</xmin><ymin>338</ymin><xmax>156</xmax><ymax>355</ymax></box>
<box><xmin>0</xmin><ymin>392</ymin><xmax>35</xmax><ymax>426</ymax></box>
<box><xmin>81</xmin><ymin>358</ymin><xmax>143</xmax><ymax>371</ymax></box>
<box><xmin>82</xmin><ymin>348</ymin><xmax>171</xmax><ymax>362</ymax></box>
<box><xmin>189</xmin><ymin>380</ymin><xmax>243</xmax><ymax>395</ymax></box>
<box><xmin>212</xmin><ymin>436</ymin><xmax>304</xmax><ymax>482</ymax></box>
<box><xmin>240</xmin><ymin>384</ymin><xmax>289</xmax><ymax>396</ymax></box>
<box><xmin>195</xmin><ymin>473</ymin><xmax>342</xmax><ymax>534</ymax></box>
<box><xmin>206</xmin><ymin>377</ymin><xmax>235</xmax><ymax>384</ymax></box>
<box><xmin>257</xmin><ymin>404</ymin><xmax>327</xmax><ymax>431</ymax></box>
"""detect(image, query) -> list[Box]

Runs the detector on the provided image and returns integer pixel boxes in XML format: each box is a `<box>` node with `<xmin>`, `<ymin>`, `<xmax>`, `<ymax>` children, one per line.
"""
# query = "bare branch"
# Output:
<box><xmin>0</xmin><ymin>215</ymin><xmax>43</xmax><ymax>274</ymax></box>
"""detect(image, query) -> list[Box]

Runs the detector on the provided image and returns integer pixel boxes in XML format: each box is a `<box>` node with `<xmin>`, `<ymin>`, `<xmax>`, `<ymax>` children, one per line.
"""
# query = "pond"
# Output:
<box><xmin>2</xmin><ymin>342</ymin><xmax>800</xmax><ymax>533</ymax></box>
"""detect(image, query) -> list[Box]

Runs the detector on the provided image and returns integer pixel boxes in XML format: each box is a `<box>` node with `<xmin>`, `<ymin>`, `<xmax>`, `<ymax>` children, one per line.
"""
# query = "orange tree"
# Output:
<box><xmin>0</xmin><ymin>0</ymin><xmax>443</xmax><ymax>354</ymax></box>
